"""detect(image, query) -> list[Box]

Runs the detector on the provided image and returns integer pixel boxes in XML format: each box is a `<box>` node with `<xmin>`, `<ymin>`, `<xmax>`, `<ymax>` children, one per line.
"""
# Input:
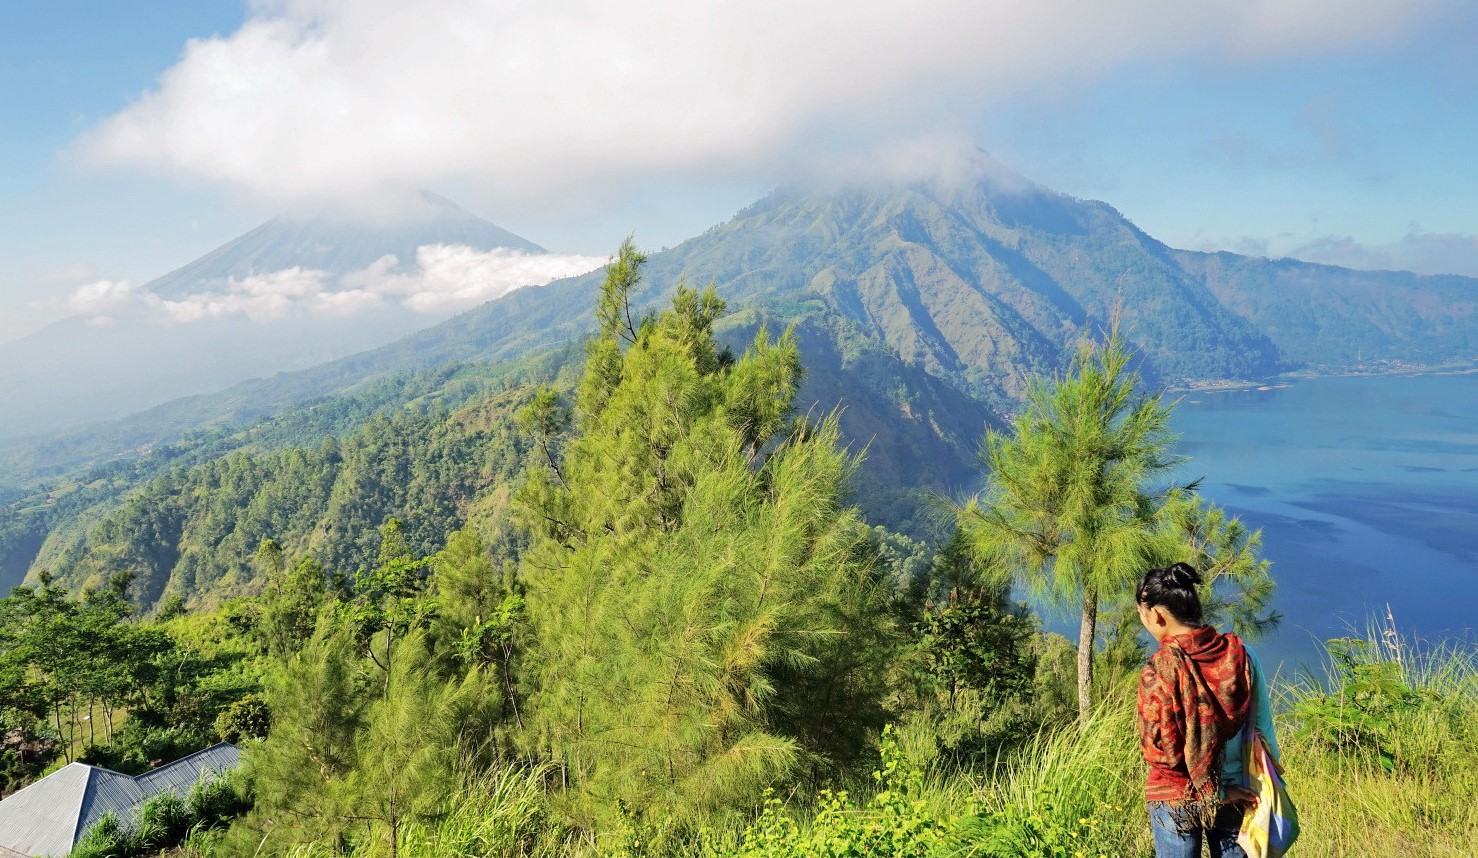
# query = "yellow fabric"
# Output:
<box><xmin>1237</xmin><ymin>729</ymin><xmax>1299</xmax><ymax>858</ymax></box>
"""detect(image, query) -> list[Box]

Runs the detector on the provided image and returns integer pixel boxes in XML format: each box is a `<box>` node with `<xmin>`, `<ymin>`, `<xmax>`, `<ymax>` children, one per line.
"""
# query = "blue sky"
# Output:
<box><xmin>3</xmin><ymin>0</ymin><xmax>1476</xmax><ymax>343</ymax></box>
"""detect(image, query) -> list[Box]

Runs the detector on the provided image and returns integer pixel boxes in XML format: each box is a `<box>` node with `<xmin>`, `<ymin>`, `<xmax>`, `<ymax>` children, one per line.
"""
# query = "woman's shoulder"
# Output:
<box><xmin>1142</xmin><ymin>644</ymin><xmax>1179</xmax><ymax>683</ymax></box>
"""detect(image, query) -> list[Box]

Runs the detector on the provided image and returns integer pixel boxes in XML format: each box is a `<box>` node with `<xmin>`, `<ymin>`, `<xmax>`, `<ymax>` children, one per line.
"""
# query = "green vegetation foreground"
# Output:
<box><xmin>4</xmin><ymin>241</ymin><xmax>1474</xmax><ymax>857</ymax></box>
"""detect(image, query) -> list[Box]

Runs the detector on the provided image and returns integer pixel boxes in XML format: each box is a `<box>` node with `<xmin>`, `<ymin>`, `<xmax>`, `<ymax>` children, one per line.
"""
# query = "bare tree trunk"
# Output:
<box><xmin>502</xmin><ymin>643</ymin><xmax>524</xmax><ymax>730</ymax></box>
<box><xmin>54</xmin><ymin>702</ymin><xmax>69</xmax><ymax>763</ymax></box>
<box><xmin>1077</xmin><ymin>587</ymin><xmax>1098</xmax><ymax>727</ymax></box>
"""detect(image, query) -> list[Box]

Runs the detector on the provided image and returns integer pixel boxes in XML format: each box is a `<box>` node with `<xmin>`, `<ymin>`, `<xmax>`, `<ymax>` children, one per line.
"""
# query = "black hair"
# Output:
<box><xmin>1136</xmin><ymin>562</ymin><xmax>1205</xmax><ymax>625</ymax></box>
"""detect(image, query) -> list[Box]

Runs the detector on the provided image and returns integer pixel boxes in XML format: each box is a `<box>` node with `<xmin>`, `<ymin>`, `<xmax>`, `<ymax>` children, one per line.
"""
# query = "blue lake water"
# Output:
<box><xmin>1172</xmin><ymin>371</ymin><xmax>1478</xmax><ymax>675</ymax></box>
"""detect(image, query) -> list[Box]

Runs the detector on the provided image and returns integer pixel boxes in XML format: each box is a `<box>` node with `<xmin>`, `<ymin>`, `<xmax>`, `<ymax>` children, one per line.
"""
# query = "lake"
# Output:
<box><xmin>1173</xmin><ymin>371</ymin><xmax>1478</xmax><ymax>675</ymax></box>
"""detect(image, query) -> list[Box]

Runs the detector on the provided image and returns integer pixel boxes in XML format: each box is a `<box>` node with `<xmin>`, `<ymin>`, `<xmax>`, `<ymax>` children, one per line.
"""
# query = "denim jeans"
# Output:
<box><xmin>1147</xmin><ymin>801</ymin><xmax>1247</xmax><ymax>858</ymax></box>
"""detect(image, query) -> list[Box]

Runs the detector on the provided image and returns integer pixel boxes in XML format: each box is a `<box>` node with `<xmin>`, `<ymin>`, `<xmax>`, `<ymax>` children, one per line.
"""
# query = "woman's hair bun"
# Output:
<box><xmin>1168</xmin><ymin>562</ymin><xmax>1203</xmax><ymax>588</ymax></box>
<box><xmin>1136</xmin><ymin>562</ymin><xmax>1207</xmax><ymax>624</ymax></box>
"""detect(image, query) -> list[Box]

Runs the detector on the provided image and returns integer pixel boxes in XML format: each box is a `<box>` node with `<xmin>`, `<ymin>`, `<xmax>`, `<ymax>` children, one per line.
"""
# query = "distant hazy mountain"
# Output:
<box><xmin>143</xmin><ymin>191</ymin><xmax>543</xmax><ymax>301</ymax></box>
<box><xmin>0</xmin><ymin>192</ymin><xmax>568</xmax><ymax>441</ymax></box>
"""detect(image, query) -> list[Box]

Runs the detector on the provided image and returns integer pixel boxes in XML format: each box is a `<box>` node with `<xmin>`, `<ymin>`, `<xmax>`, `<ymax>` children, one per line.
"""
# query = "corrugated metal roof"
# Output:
<box><xmin>0</xmin><ymin>744</ymin><xmax>241</xmax><ymax>857</ymax></box>
<box><xmin>132</xmin><ymin>742</ymin><xmax>241</xmax><ymax>798</ymax></box>
<box><xmin>0</xmin><ymin>763</ymin><xmax>89</xmax><ymax>858</ymax></box>
<box><xmin>73</xmin><ymin>768</ymin><xmax>146</xmax><ymax>845</ymax></box>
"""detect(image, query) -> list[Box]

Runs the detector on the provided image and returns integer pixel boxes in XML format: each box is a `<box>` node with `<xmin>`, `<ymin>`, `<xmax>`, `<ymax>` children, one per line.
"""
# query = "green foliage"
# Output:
<box><xmin>1153</xmin><ymin>492</ymin><xmax>1279</xmax><ymax>637</ymax></box>
<box><xmin>80</xmin><ymin>723</ymin><xmax>210</xmax><ymax>775</ymax></box>
<box><xmin>70</xmin><ymin>775</ymin><xmax>248</xmax><ymax>858</ymax></box>
<box><xmin>428</xmin><ymin>527</ymin><xmax>526</xmax><ymax>730</ymax></box>
<box><xmin>1276</xmin><ymin>633</ymin><xmax>1478</xmax><ymax>857</ymax></box>
<box><xmin>957</xmin><ymin>327</ymin><xmax>1183</xmax><ymax>721</ymax></box>
<box><xmin>234</xmin><ymin>526</ymin><xmax>504</xmax><ymax>855</ymax></box>
<box><xmin>1292</xmin><ymin>636</ymin><xmax>1434</xmax><ymax>772</ymax></box>
<box><xmin>0</xmin><ymin>571</ymin><xmax>255</xmax><ymax>777</ymax></box>
<box><xmin>516</xmin><ymin>242</ymin><xmax>898</xmax><ymax>826</ymax></box>
<box><xmin>958</xmin><ymin>326</ymin><xmax>1277</xmax><ymax>721</ymax></box>
<box><xmin>732</xmin><ymin>729</ymin><xmax>949</xmax><ymax>858</ymax></box>
<box><xmin>269</xmin><ymin>766</ymin><xmax>551</xmax><ymax>858</ymax></box>
<box><xmin>215</xmin><ymin>693</ymin><xmax>271</xmax><ymax>744</ymax></box>
<box><xmin>241</xmin><ymin>621</ymin><xmax>367</xmax><ymax>847</ymax></box>
<box><xmin>960</xmin><ymin>693</ymin><xmax>1145</xmax><ymax>858</ymax></box>
<box><xmin>343</xmin><ymin>630</ymin><xmax>475</xmax><ymax>853</ymax></box>
<box><xmin>25</xmin><ymin>386</ymin><xmax>536</xmax><ymax>614</ymax></box>
<box><xmin>253</xmin><ymin>550</ymin><xmax>337</xmax><ymax>659</ymax></box>
<box><xmin>913</xmin><ymin>537</ymin><xmax>1036</xmax><ymax>707</ymax></box>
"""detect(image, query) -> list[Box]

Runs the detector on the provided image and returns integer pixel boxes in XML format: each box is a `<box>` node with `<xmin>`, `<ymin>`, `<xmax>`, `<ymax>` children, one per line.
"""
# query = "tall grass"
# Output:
<box><xmin>956</xmin><ymin>692</ymin><xmax>1148</xmax><ymax>857</ymax></box>
<box><xmin>227</xmin><ymin>633</ymin><xmax>1478</xmax><ymax>858</ymax></box>
<box><xmin>70</xmin><ymin>774</ymin><xmax>247</xmax><ymax>858</ymax></box>
<box><xmin>1274</xmin><ymin>631</ymin><xmax>1478</xmax><ymax>857</ymax></box>
<box><xmin>283</xmin><ymin>766</ymin><xmax>552</xmax><ymax>858</ymax></box>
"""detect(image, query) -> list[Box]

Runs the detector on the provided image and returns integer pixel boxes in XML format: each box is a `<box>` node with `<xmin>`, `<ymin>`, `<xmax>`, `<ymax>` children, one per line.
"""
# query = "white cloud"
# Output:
<box><xmin>149</xmin><ymin>267</ymin><xmax>329</xmax><ymax>322</ymax></box>
<box><xmin>376</xmin><ymin>245</ymin><xmax>606</xmax><ymax>312</ymax></box>
<box><xmin>312</xmin><ymin>288</ymin><xmax>384</xmax><ymax>316</ymax></box>
<box><xmin>76</xmin><ymin>0</ymin><xmax>1465</xmax><ymax>210</ymax></box>
<box><xmin>1287</xmin><ymin>231</ymin><xmax>1478</xmax><ymax>278</ymax></box>
<box><xmin>49</xmin><ymin>248</ymin><xmax>604</xmax><ymax>326</ymax></box>
<box><xmin>65</xmin><ymin>279</ymin><xmax>138</xmax><ymax>316</ymax></box>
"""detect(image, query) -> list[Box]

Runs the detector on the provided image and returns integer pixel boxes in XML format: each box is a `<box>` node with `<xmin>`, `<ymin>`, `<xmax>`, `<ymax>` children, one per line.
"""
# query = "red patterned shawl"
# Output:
<box><xmin>1138</xmin><ymin>625</ymin><xmax>1251</xmax><ymax>808</ymax></box>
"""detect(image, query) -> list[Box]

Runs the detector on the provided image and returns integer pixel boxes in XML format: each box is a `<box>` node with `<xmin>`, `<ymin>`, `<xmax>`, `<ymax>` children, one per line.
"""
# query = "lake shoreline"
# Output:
<box><xmin>1169</xmin><ymin>357</ymin><xmax>1478</xmax><ymax>395</ymax></box>
<box><xmin>1173</xmin><ymin>370</ymin><xmax>1478</xmax><ymax>674</ymax></box>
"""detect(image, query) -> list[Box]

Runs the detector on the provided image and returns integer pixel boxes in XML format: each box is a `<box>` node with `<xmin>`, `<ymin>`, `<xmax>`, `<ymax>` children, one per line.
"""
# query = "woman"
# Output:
<box><xmin>1136</xmin><ymin>562</ymin><xmax>1279</xmax><ymax>858</ymax></box>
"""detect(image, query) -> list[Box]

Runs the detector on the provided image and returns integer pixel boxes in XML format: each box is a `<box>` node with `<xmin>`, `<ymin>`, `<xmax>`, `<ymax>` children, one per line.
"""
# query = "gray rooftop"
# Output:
<box><xmin>0</xmin><ymin>743</ymin><xmax>240</xmax><ymax>858</ymax></box>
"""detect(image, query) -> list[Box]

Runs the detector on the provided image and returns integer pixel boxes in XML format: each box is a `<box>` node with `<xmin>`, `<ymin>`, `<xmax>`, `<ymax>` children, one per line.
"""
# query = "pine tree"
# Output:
<box><xmin>514</xmin><ymin>240</ymin><xmax>897</xmax><ymax>825</ymax></box>
<box><xmin>957</xmin><ymin>328</ymin><xmax>1275</xmax><ymax>724</ymax></box>
<box><xmin>345</xmin><ymin>630</ymin><xmax>475</xmax><ymax>858</ymax></box>
<box><xmin>960</xmin><ymin>328</ymin><xmax>1174</xmax><ymax>725</ymax></box>
<box><xmin>243</xmin><ymin>618</ymin><xmax>367</xmax><ymax>848</ymax></box>
<box><xmin>429</xmin><ymin>527</ymin><xmax>526</xmax><ymax>733</ymax></box>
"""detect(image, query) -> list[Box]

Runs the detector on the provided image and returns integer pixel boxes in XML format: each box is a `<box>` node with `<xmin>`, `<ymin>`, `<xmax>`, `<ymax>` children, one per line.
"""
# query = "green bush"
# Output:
<box><xmin>1292</xmin><ymin>637</ymin><xmax>1432</xmax><ymax>771</ymax></box>
<box><xmin>215</xmin><ymin>693</ymin><xmax>271</xmax><ymax>744</ymax></box>
<box><xmin>79</xmin><ymin>723</ymin><xmax>211</xmax><ymax>776</ymax></box>
<box><xmin>69</xmin><ymin>774</ymin><xmax>248</xmax><ymax>858</ymax></box>
<box><xmin>727</xmin><ymin>726</ymin><xmax>951</xmax><ymax>858</ymax></box>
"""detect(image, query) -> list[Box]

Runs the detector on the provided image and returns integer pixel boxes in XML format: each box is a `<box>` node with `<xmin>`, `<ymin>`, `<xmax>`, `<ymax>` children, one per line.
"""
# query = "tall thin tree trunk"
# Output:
<box><xmin>54</xmin><ymin>702</ymin><xmax>69</xmax><ymax>763</ymax></box>
<box><xmin>501</xmin><ymin>643</ymin><xmax>524</xmax><ymax>729</ymax></box>
<box><xmin>1077</xmin><ymin>587</ymin><xmax>1098</xmax><ymax>727</ymax></box>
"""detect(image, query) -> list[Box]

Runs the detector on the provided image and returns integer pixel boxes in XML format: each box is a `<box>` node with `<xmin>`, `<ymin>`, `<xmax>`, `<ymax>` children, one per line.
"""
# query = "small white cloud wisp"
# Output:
<box><xmin>52</xmin><ymin>247</ymin><xmax>605</xmax><ymax>327</ymax></box>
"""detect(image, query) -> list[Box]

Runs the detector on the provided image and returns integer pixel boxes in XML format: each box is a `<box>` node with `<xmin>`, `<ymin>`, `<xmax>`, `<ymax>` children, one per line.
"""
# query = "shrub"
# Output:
<box><xmin>728</xmin><ymin>726</ymin><xmax>951</xmax><ymax>858</ymax></box>
<box><xmin>215</xmin><ymin>693</ymin><xmax>271</xmax><ymax>744</ymax></box>
<box><xmin>69</xmin><ymin>774</ymin><xmax>248</xmax><ymax>858</ymax></box>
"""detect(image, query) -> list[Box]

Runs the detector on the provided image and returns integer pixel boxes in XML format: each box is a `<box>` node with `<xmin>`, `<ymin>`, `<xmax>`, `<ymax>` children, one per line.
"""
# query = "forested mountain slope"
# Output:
<box><xmin>16</xmin><ymin>387</ymin><xmax>537</xmax><ymax>609</ymax></box>
<box><xmin>1174</xmin><ymin>249</ymin><xmax>1478</xmax><ymax>367</ymax></box>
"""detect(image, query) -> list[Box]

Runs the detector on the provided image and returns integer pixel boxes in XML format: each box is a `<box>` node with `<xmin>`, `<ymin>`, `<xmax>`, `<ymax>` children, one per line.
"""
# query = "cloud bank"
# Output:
<box><xmin>1288</xmin><ymin>231</ymin><xmax>1478</xmax><ymax>278</ymax></box>
<box><xmin>57</xmin><ymin>246</ymin><xmax>604</xmax><ymax>326</ymax></box>
<box><xmin>76</xmin><ymin>0</ymin><xmax>1464</xmax><ymax>209</ymax></box>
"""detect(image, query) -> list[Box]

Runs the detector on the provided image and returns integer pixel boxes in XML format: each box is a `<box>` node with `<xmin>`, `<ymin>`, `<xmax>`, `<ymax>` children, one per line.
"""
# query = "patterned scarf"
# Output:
<box><xmin>1138</xmin><ymin>625</ymin><xmax>1252</xmax><ymax>823</ymax></box>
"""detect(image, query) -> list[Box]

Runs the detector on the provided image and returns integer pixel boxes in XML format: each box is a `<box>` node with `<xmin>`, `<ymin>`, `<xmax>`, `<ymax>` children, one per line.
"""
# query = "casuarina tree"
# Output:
<box><xmin>514</xmin><ymin>239</ymin><xmax>897</xmax><ymax>826</ymax></box>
